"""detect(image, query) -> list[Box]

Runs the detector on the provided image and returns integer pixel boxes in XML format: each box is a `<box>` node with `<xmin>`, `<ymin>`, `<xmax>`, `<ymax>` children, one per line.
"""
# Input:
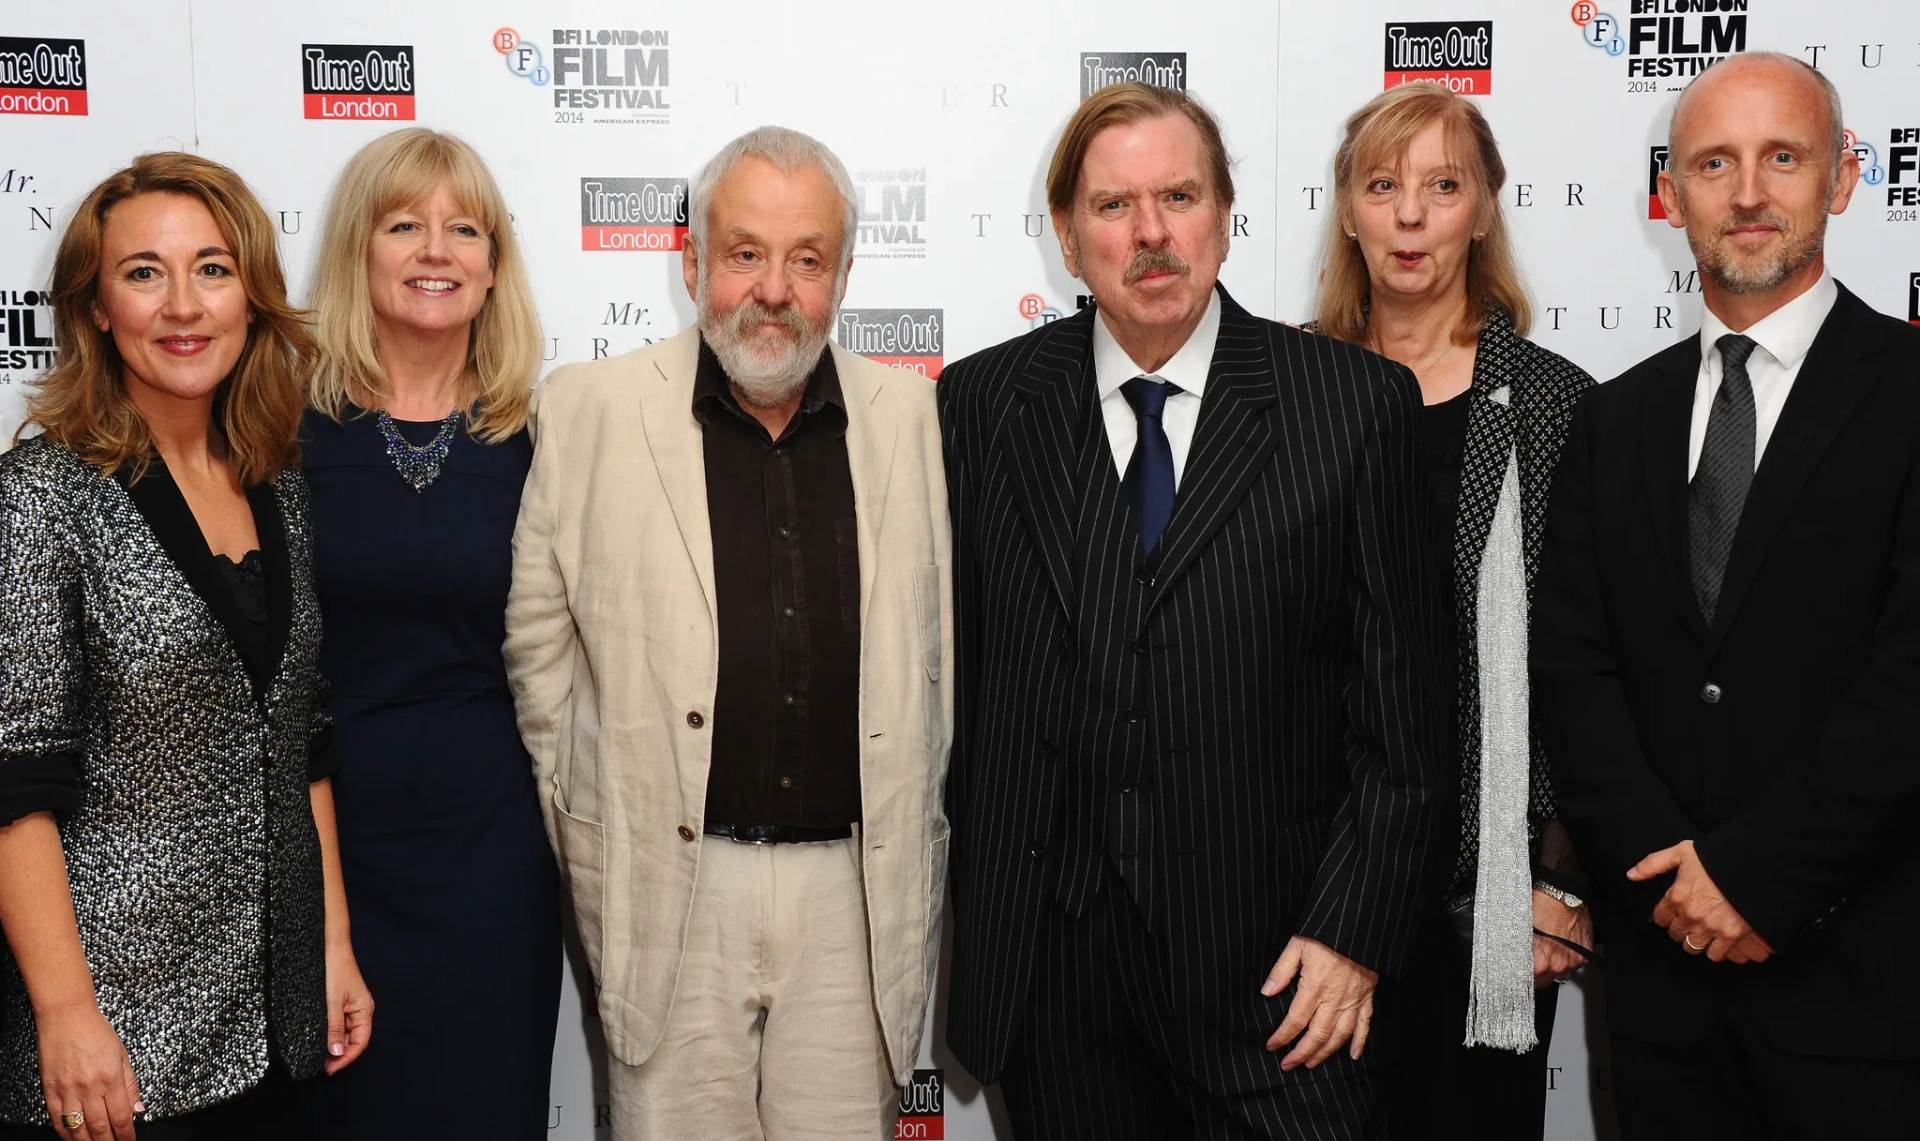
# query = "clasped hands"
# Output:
<box><xmin>1627</xmin><ymin>838</ymin><xmax>1774</xmax><ymax>964</ymax></box>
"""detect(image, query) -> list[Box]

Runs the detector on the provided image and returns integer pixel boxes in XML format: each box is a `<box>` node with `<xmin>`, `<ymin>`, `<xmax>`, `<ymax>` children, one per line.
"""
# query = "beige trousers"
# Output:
<box><xmin>609</xmin><ymin>834</ymin><xmax>897</xmax><ymax>1141</ymax></box>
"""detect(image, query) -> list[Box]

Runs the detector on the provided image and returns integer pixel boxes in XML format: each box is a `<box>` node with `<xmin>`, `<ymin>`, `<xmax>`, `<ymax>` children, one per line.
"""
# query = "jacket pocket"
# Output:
<box><xmin>924</xmin><ymin>821</ymin><xmax>951</xmax><ymax>999</ymax></box>
<box><xmin>912</xmin><ymin>565</ymin><xmax>943</xmax><ymax>682</ymax></box>
<box><xmin>553</xmin><ymin>802</ymin><xmax>607</xmax><ymax>985</ymax></box>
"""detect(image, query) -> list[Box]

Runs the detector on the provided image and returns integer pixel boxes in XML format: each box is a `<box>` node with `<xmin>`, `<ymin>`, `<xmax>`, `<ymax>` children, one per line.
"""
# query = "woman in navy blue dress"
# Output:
<box><xmin>298</xmin><ymin>128</ymin><xmax>558</xmax><ymax>1140</ymax></box>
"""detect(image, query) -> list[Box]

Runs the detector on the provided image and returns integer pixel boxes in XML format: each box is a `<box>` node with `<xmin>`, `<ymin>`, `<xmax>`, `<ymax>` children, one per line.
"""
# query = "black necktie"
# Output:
<box><xmin>1689</xmin><ymin>333</ymin><xmax>1760</xmax><ymax>624</ymax></box>
<box><xmin>1121</xmin><ymin>376</ymin><xmax>1180</xmax><ymax>555</ymax></box>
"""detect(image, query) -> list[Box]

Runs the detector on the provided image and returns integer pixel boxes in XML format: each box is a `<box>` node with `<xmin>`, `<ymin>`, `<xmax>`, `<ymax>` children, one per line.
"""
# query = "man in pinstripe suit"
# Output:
<box><xmin>939</xmin><ymin>83</ymin><xmax>1446</xmax><ymax>1139</ymax></box>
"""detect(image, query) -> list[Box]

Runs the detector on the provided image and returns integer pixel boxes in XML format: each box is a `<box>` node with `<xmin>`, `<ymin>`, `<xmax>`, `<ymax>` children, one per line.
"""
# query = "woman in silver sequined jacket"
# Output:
<box><xmin>0</xmin><ymin>154</ymin><xmax>373</xmax><ymax>1139</ymax></box>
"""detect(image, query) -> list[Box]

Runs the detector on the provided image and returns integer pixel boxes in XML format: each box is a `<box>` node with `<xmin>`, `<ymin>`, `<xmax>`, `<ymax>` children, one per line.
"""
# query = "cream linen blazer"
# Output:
<box><xmin>505</xmin><ymin>327</ymin><xmax>953</xmax><ymax>1083</ymax></box>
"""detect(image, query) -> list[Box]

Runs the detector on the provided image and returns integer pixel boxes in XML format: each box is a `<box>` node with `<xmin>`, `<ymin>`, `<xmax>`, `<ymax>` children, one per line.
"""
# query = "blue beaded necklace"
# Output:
<box><xmin>375</xmin><ymin>408</ymin><xmax>462</xmax><ymax>492</ymax></box>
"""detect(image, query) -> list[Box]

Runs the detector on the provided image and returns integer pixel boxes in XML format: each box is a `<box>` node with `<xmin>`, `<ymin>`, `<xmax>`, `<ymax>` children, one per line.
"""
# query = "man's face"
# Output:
<box><xmin>1052</xmin><ymin>113</ymin><xmax>1227</xmax><ymax>336</ymax></box>
<box><xmin>683</xmin><ymin>155</ymin><xmax>847</xmax><ymax>407</ymax></box>
<box><xmin>1657</xmin><ymin>61</ymin><xmax>1859</xmax><ymax>297</ymax></box>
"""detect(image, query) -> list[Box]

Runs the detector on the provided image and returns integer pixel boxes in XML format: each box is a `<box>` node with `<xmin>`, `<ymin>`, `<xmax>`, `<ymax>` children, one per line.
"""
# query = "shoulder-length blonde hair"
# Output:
<box><xmin>22</xmin><ymin>152</ymin><xmax>311</xmax><ymax>486</ymax></box>
<box><xmin>306</xmin><ymin>128</ymin><xmax>539</xmax><ymax>441</ymax></box>
<box><xmin>1314</xmin><ymin>84</ymin><xmax>1531</xmax><ymax>345</ymax></box>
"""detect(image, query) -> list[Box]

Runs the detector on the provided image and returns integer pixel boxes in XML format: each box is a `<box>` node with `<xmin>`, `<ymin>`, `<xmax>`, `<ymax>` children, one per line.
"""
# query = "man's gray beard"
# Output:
<box><xmin>696</xmin><ymin>265</ymin><xmax>834</xmax><ymax>408</ymax></box>
<box><xmin>1684</xmin><ymin>190</ymin><xmax>1830</xmax><ymax>297</ymax></box>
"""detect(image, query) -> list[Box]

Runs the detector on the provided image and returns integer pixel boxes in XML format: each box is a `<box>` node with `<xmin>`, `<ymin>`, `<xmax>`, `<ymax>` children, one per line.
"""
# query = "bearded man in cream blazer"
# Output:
<box><xmin>504</xmin><ymin>126</ymin><xmax>951</xmax><ymax>1140</ymax></box>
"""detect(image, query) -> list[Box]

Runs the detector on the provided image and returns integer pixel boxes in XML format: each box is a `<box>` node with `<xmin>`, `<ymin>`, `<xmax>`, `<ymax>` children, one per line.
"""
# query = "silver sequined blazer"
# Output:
<box><xmin>0</xmin><ymin>436</ymin><xmax>328</xmax><ymax>1123</ymax></box>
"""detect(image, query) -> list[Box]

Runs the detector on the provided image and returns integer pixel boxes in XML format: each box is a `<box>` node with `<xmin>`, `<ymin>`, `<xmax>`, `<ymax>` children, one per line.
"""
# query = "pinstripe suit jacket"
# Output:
<box><xmin>940</xmin><ymin>288</ymin><xmax>1446</xmax><ymax>1093</ymax></box>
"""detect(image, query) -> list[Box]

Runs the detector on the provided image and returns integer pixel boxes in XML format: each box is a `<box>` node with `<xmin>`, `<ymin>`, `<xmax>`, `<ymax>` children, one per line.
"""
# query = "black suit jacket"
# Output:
<box><xmin>939</xmin><ymin>288</ymin><xmax>1446</xmax><ymax>1092</ymax></box>
<box><xmin>1532</xmin><ymin>283</ymin><xmax>1920</xmax><ymax>1059</ymax></box>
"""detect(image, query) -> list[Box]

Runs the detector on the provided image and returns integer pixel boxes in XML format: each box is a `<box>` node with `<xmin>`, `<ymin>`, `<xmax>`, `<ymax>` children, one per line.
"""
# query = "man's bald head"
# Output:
<box><xmin>1653</xmin><ymin>49</ymin><xmax>1860</xmax><ymax>314</ymax></box>
<box><xmin>1669</xmin><ymin>52</ymin><xmax>1845</xmax><ymax>177</ymax></box>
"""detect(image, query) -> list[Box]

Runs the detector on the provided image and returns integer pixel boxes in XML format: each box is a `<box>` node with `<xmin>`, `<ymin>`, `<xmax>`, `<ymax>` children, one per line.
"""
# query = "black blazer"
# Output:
<box><xmin>939</xmin><ymin>288</ymin><xmax>1446</xmax><ymax>1092</ymax></box>
<box><xmin>1532</xmin><ymin>283</ymin><xmax>1920</xmax><ymax>1059</ymax></box>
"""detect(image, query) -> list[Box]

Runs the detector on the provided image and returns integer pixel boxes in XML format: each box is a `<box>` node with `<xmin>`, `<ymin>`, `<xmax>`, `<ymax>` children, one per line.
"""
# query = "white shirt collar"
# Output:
<box><xmin>1093</xmin><ymin>287</ymin><xmax>1222</xmax><ymax>400</ymax></box>
<box><xmin>1698</xmin><ymin>270</ymin><xmax>1837</xmax><ymax>372</ymax></box>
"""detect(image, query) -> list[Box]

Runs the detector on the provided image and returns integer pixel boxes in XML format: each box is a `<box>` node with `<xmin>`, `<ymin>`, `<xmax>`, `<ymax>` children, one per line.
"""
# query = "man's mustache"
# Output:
<box><xmin>1715</xmin><ymin>207</ymin><xmax>1792</xmax><ymax>242</ymax></box>
<box><xmin>1124</xmin><ymin>247</ymin><xmax>1191</xmax><ymax>284</ymax></box>
<box><xmin>726</xmin><ymin>299</ymin><xmax>810</xmax><ymax>341</ymax></box>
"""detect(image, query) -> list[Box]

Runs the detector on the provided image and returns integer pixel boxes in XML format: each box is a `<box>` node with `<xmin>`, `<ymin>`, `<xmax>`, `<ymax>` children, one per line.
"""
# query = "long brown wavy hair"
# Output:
<box><xmin>22</xmin><ymin>151</ymin><xmax>312</xmax><ymax>485</ymax></box>
<box><xmin>1314</xmin><ymin>84</ymin><xmax>1532</xmax><ymax>346</ymax></box>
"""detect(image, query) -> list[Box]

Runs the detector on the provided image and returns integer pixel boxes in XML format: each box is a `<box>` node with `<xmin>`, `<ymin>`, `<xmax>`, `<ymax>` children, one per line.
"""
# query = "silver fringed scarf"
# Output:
<box><xmin>1464</xmin><ymin>385</ymin><xmax>1537</xmax><ymax>1051</ymax></box>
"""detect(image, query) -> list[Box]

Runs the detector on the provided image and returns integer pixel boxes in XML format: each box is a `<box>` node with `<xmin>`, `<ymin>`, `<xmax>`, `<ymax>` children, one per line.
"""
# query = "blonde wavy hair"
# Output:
<box><xmin>1314</xmin><ymin>84</ymin><xmax>1531</xmax><ymax>345</ymax></box>
<box><xmin>306</xmin><ymin>128</ymin><xmax>539</xmax><ymax>441</ymax></box>
<box><xmin>21</xmin><ymin>151</ymin><xmax>311</xmax><ymax>486</ymax></box>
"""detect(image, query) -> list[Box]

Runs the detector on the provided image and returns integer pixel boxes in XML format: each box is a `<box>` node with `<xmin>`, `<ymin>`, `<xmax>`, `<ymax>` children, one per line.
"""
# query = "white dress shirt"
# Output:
<box><xmin>1092</xmin><ymin>288</ymin><xmax>1222</xmax><ymax>489</ymax></box>
<box><xmin>1687</xmin><ymin>271</ymin><xmax>1838</xmax><ymax>479</ymax></box>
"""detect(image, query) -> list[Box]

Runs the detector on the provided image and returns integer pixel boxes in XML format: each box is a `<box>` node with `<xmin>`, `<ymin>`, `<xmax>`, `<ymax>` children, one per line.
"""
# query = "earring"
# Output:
<box><xmin>1346</xmin><ymin>232</ymin><xmax>1358</xmax><ymax>239</ymax></box>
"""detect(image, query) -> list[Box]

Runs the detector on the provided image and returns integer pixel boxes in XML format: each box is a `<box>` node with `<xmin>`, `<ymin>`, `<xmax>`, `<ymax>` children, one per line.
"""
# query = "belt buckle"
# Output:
<box><xmin>729</xmin><ymin>824</ymin><xmax>776</xmax><ymax>845</ymax></box>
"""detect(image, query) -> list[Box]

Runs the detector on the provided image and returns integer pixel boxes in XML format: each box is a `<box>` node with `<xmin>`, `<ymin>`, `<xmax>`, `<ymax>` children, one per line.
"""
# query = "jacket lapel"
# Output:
<box><xmin>1003</xmin><ymin>311</ymin><xmax>1094</xmax><ymax>620</ymax></box>
<box><xmin>254</xmin><ymin>481</ymin><xmax>291</xmax><ymax>697</ymax></box>
<box><xmin>639</xmin><ymin>328</ymin><xmax>718</xmax><ymax>623</ymax></box>
<box><xmin>1451</xmin><ymin>319</ymin><xmax>1519</xmax><ymax>606</ymax></box>
<box><xmin>1142</xmin><ymin>290</ymin><xmax>1278</xmax><ymax>615</ymax></box>
<box><xmin>833</xmin><ymin>344</ymin><xmax>899</xmax><ymax>634</ymax></box>
<box><xmin>1705</xmin><ymin>286</ymin><xmax>1884</xmax><ymax>655</ymax></box>
<box><xmin>118</xmin><ymin>464</ymin><xmax>276</xmax><ymax>700</ymax></box>
<box><xmin>1637</xmin><ymin>339</ymin><xmax>1709</xmax><ymax>644</ymax></box>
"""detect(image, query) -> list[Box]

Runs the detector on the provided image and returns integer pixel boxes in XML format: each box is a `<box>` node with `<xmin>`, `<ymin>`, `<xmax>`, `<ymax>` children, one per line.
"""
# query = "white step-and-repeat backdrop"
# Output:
<box><xmin>4</xmin><ymin>1</ymin><xmax>1916</xmax><ymax>1137</ymax></box>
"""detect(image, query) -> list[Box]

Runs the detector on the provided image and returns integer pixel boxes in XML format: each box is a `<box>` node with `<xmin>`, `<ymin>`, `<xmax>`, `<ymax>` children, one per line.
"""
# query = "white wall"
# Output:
<box><xmin>4</xmin><ymin>1</ymin><xmax>1916</xmax><ymax>1136</ymax></box>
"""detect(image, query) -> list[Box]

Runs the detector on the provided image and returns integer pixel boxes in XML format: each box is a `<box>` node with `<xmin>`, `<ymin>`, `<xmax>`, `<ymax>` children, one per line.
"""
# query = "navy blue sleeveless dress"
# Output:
<box><xmin>298</xmin><ymin>407</ymin><xmax>560</xmax><ymax>1140</ymax></box>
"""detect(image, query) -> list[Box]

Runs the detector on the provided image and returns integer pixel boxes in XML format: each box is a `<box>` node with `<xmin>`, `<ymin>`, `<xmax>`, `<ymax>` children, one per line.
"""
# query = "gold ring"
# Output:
<box><xmin>1684</xmin><ymin>934</ymin><xmax>1707</xmax><ymax>951</ymax></box>
<box><xmin>60</xmin><ymin>1111</ymin><xmax>85</xmax><ymax>1130</ymax></box>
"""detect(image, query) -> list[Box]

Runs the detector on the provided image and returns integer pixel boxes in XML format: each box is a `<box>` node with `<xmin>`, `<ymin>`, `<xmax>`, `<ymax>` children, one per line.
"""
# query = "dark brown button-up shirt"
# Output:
<box><xmin>694</xmin><ymin>338</ymin><xmax>862</xmax><ymax>827</ymax></box>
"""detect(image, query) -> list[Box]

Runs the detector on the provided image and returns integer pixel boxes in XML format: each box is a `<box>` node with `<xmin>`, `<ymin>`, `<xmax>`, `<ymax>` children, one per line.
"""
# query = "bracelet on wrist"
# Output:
<box><xmin>1534</xmin><ymin>880</ymin><xmax>1585</xmax><ymax>910</ymax></box>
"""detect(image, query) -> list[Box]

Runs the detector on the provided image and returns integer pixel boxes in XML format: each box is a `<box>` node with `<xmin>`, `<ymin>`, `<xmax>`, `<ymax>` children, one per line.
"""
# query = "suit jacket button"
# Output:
<box><xmin>687</xmin><ymin>710</ymin><xmax>705</xmax><ymax>728</ymax></box>
<box><xmin>1136</xmin><ymin>569</ymin><xmax>1155</xmax><ymax>587</ymax></box>
<box><xmin>1700</xmin><ymin>683</ymin><xmax>1722</xmax><ymax>704</ymax></box>
<box><xmin>678</xmin><ymin>825</ymin><xmax>697</xmax><ymax>842</ymax></box>
<box><xmin>1028</xmin><ymin>845</ymin><xmax>1046</xmax><ymax>859</ymax></box>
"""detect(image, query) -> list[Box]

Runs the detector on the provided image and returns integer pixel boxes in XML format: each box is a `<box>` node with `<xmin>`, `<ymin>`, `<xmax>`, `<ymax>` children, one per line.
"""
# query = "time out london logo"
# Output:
<box><xmin>1647</xmin><ymin>146</ymin><xmax>1670</xmax><ymax>219</ymax></box>
<box><xmin>301</xmin><ymin>44</ymin><xmax>416</xmax><ymax>120</ymax></box>
<box><xmin>895</xmin><ymin>1069</ymin><xmax>944</xmax><ymax>1139</ymax></box>
<box><xmin>1383</xmin><ymin>22</ymin><xmax>1493</xmax><ymax>94</ymax></box>
<box><xmin>838</xmin><ymin>310</ymin><xmax>944</xmax><ymax>379</ymax></box>
<box><xmin>579</xmin><ymin>178</ymin><xmax>688</xmax><ymax>251</ymax></box>
<box><xmin>1079</xmin><ymin>52</ymin><xmax>1186</xmax><ymax>100</ymax></box>
<box><xmin>0</xmin><ymin>38</ymin><xmax>87</xmax><ymax>116</ymax></box>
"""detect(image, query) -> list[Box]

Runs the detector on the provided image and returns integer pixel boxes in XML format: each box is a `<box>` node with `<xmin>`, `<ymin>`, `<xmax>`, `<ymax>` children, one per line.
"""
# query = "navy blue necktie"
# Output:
<box><xmin>1121</xmin><ymin>375</ymin><xmax>1180</xmax><ymax>555</ymax></box>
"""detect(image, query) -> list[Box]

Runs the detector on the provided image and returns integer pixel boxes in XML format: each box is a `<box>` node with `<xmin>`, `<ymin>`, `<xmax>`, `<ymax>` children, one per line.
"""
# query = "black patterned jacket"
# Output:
<box><xmin>1442</xmin><ymin>308</ymin><xmax>1594</xmax><ymax>895</ymax></box>
<box><xmin>0</xmin><ymin>436</ymin><xmax>330</xmax><ymax>1123</ymax></box>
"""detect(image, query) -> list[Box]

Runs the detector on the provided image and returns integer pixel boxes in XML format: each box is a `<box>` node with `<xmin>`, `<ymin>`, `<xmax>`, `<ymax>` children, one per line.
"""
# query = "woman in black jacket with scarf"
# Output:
<box><xmin>1308</xmin><ymin>84</ymin><xmax>1596</xmax><ymax>1140</ymax></box>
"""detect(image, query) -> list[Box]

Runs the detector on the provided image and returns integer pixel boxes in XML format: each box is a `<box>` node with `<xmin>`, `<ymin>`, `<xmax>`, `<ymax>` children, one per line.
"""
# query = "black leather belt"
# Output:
<box><xmin>703</xmin><ymin>821</ymin><xmax>854</xmax><ymax>845</ymax></box>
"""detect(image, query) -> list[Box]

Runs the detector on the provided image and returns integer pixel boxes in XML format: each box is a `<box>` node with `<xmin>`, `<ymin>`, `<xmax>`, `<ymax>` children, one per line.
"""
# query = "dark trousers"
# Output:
<box><xmin>1392</xmin><ymin>910</ymin><xmax>1561</xmax><ymax>1141</ymax></box>
<box><xmin>0</xmin><ymin>1070</ymin><xmax>291</xmax><ymax>1141</ymax></box>
<box><xmin>1610</xmin><ymin>1011</ymin><xmax>1915</xmax><ymax>1141</ymax></box>
<box><xmin>999</xmin><ymin>867</ymin><xmax>1388</xmax><ymax>1141</ymax></box>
